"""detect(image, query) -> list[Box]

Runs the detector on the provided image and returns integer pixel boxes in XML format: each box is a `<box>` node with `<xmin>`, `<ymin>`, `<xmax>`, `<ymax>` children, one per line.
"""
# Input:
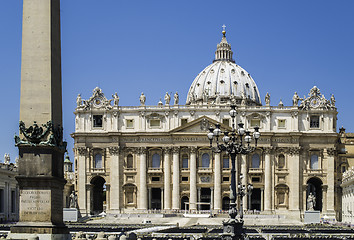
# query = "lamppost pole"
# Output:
<box><xmin>207</xmin><ymin>105</ymin><xmax>260</xmax><ymax>240</ymax></box>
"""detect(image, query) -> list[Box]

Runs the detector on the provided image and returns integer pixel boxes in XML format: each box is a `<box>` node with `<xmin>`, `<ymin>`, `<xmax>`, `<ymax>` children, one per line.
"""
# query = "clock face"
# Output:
<box><xmin>93</xmin><ymin>97</ymin><xmax>103</xmax><ymax>107</ymax></box>
<box><xmin>310</xmin><ymin>97</ymin><xmax>320</xmax><ymax>108</ymax></box>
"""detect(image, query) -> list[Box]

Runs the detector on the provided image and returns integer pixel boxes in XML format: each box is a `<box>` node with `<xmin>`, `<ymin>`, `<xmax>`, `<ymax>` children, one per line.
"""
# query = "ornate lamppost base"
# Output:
<box><xmin>222</xmin><ymin>218</ymin><xmax>245</xmax><ymax>240</ymax></box>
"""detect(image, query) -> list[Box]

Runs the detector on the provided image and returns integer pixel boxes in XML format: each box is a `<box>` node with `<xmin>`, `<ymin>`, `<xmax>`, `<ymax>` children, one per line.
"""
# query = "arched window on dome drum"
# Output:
<box><xmin>278</xmin><ymin>154</ymin><xmax>285</xmax><ymax>169</ymax></box>
<box><xmin>95</xmin><ymin>154</ymin><xmax>102</xmax><ymax>169</ymax></box>
<box><xmin>254</xmin><ymin>87</ymin><xmax>260</xmax><ymax>103</ymax></box>
<box><xmin>127</xmin><ymin>154</ymin><xmax>133</xmax><ymax>169</ymax></box>
<box><xmin>201</xmin><ymin>153</ymin><xmax>210</xmax><ymax>168</ymax></box>
<box><xmin>251</xmin><ymin>154</ymin><xmax>260</xmax><ymax>168</ymax></box>
<box><xmin>182</xmin><ymin>154</ymin><xmax>189</xmax><ymax>169</ymax></box>
<box><xmin>152</xmin><ymin>153</ymin><xmax>161</xmax><ymax>168</ymax></box>
<box><xmin>310</xmin><ymin>154</ymin><xmax>319</xmax><ymax>169</ymax></box>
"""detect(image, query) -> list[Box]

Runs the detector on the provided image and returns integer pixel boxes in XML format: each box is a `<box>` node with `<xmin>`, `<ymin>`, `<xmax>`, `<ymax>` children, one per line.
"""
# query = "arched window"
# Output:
<box><xmin>201</xmin><ymin>153</ymin><xmax>210</xmax><ymax>168</ymax></box>
<box><xmin>278</xmin><ymin>154</ymin><xmax>285</xmax><ymax>169</ymax></box>
<box><xmin>127</xmin><ymin>154</ymin><xmax>133</xmax><ymax>168</ymax></box>
<box><xmin>251</xmin><ymin>154</ymin><xmax>260</xmax><ymax>168</ymax></box>
<box><xmin>310</xmin><ymin>154</ymin><xmax>319</xmax><ymax>169</ymax></box>
<box><xmin>182</xmin><ymin>154</ymin><xmax>189</xmax><ymax>169</ymax></box>
<box><xmin>95</xmin><ymin>154</ymin><xmax>102</xmax><ymax>168</ymax></box>
<box><xmin>223</xmin><ymin>155</ymin><xmax>230</xmax><ymax>169</ymax></box>
<box><xmin>152</xmin><ymin>153</ymin><xmax>161</xmax><ymax>168</ymax></box>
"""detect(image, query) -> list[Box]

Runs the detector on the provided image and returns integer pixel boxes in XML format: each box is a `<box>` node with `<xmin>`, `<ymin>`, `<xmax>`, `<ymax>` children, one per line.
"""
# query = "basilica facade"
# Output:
<box><xmin>72</xmin><ymin>30</ymin><xmax>341</xmax><ymax>221</ymax></box>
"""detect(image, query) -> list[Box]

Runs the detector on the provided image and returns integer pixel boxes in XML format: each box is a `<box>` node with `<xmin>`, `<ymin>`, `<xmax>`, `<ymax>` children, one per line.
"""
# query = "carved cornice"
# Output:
<box><xmin>108</xmin><ymin>146</ymin><xmax>120</xmax><ymax>155</ymax></box>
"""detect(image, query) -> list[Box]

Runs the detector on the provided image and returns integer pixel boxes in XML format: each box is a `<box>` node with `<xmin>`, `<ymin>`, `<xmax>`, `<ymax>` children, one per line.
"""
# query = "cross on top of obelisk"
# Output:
<box><xmin>222</xmin><ymin>24</ymin><xmax>226</xmax><ymax>31</ymax></box>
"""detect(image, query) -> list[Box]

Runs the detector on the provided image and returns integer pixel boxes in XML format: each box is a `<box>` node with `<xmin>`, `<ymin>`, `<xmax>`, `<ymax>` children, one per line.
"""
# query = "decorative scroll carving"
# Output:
<box><xmin>162</xmin><ymin>147</ymin><xmax>171</xmax><ymax>154</ymax></box>
<box><xmin>15</xmin><ymin>120</ymin><xmax>66</xmax><ymax>150</ymax></box>
<box><xmin>200</xmin><ymin>118</ymin><xmax>209</xmax><ymax>131</ymax></box>
<box><xmin>263</xmin><ymin>147</ymin><xmax>273</xmax><ymax>154</ymax></box>
<box><xmin>108</xmin><ymin>146</ymin><xmax>120</xmax><ymax>156</ymax></box>
<box><xmin>326</xmin><ymin>148</ymin><xmax>335</xmax><ymax>156</ymax></box>
<box><xmin>189</xmin><ymin>146</ymin><xmax>197</xmax><ymax>154</ymax></box>
<box><xmin>138</xmin><ymin>147</ymin><xmax>147</xmax><ymax>155</ymax></box>
<box><xmin>77</xmin><ymin>87</ymin><xmax>113</xmax><ymax>110</ymax></box>
<box><xmin>172</xmin><ymin>147</ymin><xmax>180</xmax><ymax>154</ymax></box>
<box><xmin>288</xmin><ymin>147</ymin><xmax>301</xmax><ymax>156</ymax></box>
<box><xmin>200</xmin><ymin>176</ymin><xmax>211</xmax><ymax>183</ymax></box>
<box><xmin>299</xmin><ymin>86</ymin><xmax>335</xmax><ymax>110</ymax></box>
<box><xmin>77</xmin><ymin>147</ymin><xmax>88</xmax><ymax>156</ymax></box>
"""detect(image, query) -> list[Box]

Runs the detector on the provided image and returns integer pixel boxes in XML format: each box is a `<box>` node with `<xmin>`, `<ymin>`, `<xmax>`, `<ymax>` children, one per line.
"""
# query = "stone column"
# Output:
<box><xmin>163</xmin><ymin>148</ymin><xmax>171</xmax><ymax>210</ymax></box>
<box><xmin>109</xmin><ymin>147</ymin><xmax>120</xmax><ymax>213</ymax></box>
<box><xmin>288</xmin><ymin>147</ymin><xmax>300</xmax><ymax>217</ymax></box>
<box><xmin>172</xmin><ymin>147</ymin><xmax>180</xmax><ymax>210</ymax></box>
<box><xmin>77</xmin><ymin>148</ymin><xmax>88</xmax><ymax>215</ymax></box>
<box><xmin>189</xmin><ymin>147</ymin><xmax>197</xmax><ymax>210</ymax></box>
<box><xmin>325</xmin><ymin>148</ymin><xmax>335</xmax><ymax>217</ymax></box>
<box><xmin>241</xmin><ymin>154</ymin><xmax>248</xmax><ymax>210</ymax></box>
<box><xmin>138</xmin><ymin>147</ymin><xmax>147</xmax><ymax>210</ymax></box>
<box><xmin>214</xmin><ymin>153</ymin><xmax>222</xmax><ymax>210</ymax></box>
<box><xmin>264</xmin><ymin>148</ymin><xmax>272</xmax><ymax>212</ymax></box>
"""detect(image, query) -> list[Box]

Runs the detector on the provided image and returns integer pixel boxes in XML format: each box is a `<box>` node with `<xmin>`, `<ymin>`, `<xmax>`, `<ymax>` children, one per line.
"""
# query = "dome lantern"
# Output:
<box><xmin>214</xmin><ymin>25</ymin><xmax>235</xmax><ymax>63</ymax></box>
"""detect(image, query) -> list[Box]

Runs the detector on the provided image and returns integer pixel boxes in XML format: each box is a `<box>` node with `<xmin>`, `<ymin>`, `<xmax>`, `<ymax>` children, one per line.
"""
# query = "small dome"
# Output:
<box><xmin>64</xmin><ymin>155</ymin><xmax>71</xmax><ymax>163</ymax></box>
<box><xmin>186</xmin><ymin>28</ymin><xmax>261</xmax><ymax>106</ymax></box>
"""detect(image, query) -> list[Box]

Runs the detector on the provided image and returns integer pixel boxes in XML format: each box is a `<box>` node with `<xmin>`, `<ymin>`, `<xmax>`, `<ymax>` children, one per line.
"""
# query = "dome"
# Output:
<box><xmin>186</xmin><ymin>29</ymin><xmax>261</xmax><ymax>106</ymax></box>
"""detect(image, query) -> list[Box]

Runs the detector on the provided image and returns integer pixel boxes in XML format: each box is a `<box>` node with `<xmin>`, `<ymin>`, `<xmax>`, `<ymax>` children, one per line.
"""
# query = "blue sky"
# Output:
<box><xmin>1</xmin><ymin>1</ymin><xmax>354</xmax><ymax>162</ymax></box>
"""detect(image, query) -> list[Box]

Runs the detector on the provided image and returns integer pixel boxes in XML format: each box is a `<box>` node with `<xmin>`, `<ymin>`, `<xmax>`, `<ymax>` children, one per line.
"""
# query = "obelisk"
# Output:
<box><xmin>9</xmin><ymin>0</ymin><xmax>69</xmax><ymax>239</ymax></box>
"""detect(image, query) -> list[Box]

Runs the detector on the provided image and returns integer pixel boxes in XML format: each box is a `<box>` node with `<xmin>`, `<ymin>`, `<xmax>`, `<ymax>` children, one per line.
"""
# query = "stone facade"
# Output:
<box><xmin>72</xmin><ymin>30</ymin><xmax>341</xmax><ymax>221</ymax></box>
<box><xmin>0</xmin><ymin>154</ymin><xmax>18</xmax><ymax>222</ymax></box>
<box><xmin>339</xmin><ymin>130</ymin><xmax>354</xmax><ymax>224</ymax></box>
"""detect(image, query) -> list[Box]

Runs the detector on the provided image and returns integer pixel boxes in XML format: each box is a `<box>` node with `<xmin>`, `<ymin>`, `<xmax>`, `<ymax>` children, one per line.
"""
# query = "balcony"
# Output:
<box><xmin>248</xmin><ymin>168</ymin><xmax>264</xmax><ymax>174</ymax></box>
<box><xmin>198</xmin><ymin>167</ymin><xmax>213</xmax><ymax>174</ymax></box>
<box><xmin>148</xmin><ymin>168</ymin><xmax>163</xmax><ymax>174</ymax></box>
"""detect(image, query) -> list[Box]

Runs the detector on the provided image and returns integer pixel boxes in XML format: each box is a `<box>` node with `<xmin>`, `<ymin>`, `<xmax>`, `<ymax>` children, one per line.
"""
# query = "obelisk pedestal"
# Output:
<box><xmin>8</xmin><ymin>0</ymin><xmax>70</xmax><ymax>239</ymax></box>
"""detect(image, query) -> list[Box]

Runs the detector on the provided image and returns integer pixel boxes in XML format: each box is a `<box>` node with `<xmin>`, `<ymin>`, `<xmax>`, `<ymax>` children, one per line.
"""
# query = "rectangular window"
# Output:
<box><xmin>252</xmin><ymin>177</ymin><xmax>260</xmax><ymax>183</ymax></box>
<box><xmin>181</xmin><ymin>119</ymin><xmax>188</xmax><ymax>126</ymax></box>
<box><xmin>310</xmin><ymin>116</ymin><xmax>320</xmax><ymax>128</ymax></box>
<box><xmin>93</xmin><ymin>115</ymin><xmax>103</xmax><ymax>128</ymax></box>
<box><xmin>278</xmin><ymin>119</ymin><xmax>286</xmax><ymax>128</ymax></box>
<box><xmin>223</xmin><ymin>157</ymin><xmax>230</xmax><ymax>169</ymax></box>
<box><xmin>182</xmin><ymin>158</ymin><xmax>188</xmax><ymax>169</ymax></box>
<box><xmin>11</xmin><ymin>190</ymin><xmax>15</xmax><ymax>213</ymax></box>
<box><xmin>223</xmin><ymin>177</ymin><xmax>229</xmax><ymax>182</ymax></box>
<box><xmin>0</xmin><ymin>189</ymin><xmax>3</xmax><ymax>213</ymax></box>
<box><xmin>182</xmin><ymin>177</ymin><xmax>189</xmax><ymax>182</ymax></box>
<box><xmin>150</xmin><ymin>119</ymin><xmax>160</xmax><ymax>128</ymax></box>
<box><xmin>151</xmin><ymin>177</ymin><xmax>160</xmax><ymax>182</ymax></box>
<box><xmin>126</xmin><ymin>119</ymin><xmax>134</xmax><ymax>128</ymax></box>
<box><xmin>250</xmin><ymin>119</ymin><xmax>260</xmax><ymax>127</ymax></box>
<box><xmin>222</xmin><ymin>119</ymin><xmax>230</xmax><ymax>127</ymax></box>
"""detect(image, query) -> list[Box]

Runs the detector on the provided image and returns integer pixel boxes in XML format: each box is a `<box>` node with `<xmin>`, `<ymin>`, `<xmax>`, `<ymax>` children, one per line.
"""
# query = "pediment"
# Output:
<box><xmin>170</xmin><ymin>116</ymin><xmax>231</xmax><ymax>134</ymax></box>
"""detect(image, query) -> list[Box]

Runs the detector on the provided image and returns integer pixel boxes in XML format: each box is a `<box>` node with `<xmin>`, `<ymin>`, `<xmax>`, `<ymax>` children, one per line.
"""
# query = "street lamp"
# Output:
<box><xmin>207</xmin><ymin>105</ymin><xmax>260</xmax><ymax>240</ymax></box>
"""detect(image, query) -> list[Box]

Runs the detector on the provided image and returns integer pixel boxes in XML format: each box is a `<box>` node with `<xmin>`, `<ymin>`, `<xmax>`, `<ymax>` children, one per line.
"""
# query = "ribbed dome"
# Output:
<box><xmin>186</xmin><ymin>29</ymin><xmax>261</xmax><ymax>106</ymax></box>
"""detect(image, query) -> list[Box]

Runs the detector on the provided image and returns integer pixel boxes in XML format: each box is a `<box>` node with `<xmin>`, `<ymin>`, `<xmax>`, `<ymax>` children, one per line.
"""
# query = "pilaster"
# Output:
<box><xmin>189</xmin><ymin>147</ymin><xmax>197</xmax><ymax>210</ymax></box>
<box><xmin>172</xmin><ymin>147</ymin><xmax>180</xmax><ymax>209</ymax></box>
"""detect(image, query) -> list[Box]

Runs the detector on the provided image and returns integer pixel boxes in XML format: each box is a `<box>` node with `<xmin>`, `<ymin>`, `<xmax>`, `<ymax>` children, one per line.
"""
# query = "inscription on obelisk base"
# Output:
<box><xmin>8</xmin><ymin>0</ymin><xmax>70</xmax><ymax>239</ymax></box>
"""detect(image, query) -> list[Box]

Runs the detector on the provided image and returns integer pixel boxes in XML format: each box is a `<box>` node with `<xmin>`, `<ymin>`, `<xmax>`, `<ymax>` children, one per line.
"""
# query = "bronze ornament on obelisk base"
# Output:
<box><xmin>8</xmin><ymin>0</ymin><xmax>70</xmax><ymax>239</ymax></box>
